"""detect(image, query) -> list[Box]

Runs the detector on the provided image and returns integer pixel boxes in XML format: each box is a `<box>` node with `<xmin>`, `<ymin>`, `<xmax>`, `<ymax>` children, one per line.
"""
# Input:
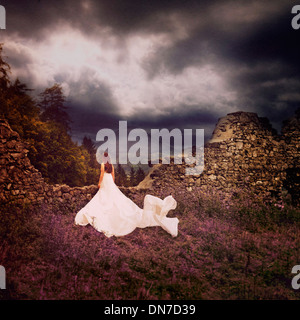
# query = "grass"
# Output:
<box><xmin>0</xmin><ymin>185</ymin><xmax>299</xmax><ymax>300</ymax></box>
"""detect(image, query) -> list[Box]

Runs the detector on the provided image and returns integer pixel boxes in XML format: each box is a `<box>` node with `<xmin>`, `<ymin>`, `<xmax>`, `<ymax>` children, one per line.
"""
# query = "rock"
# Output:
<box><xmin>61</xmin><ymin>185</ymin><xmax>70</xmax><ymax>193</ymax></box>
<box><xmin>10</xmin><ymin>152</ymin><xmax>22</xmax><ymax>159</ymax></box>
<box><xmin>63</xmin><ymin>193</ymin><xmax>71</xmax><ymax>200</ymax></box>
<box><xmin>236</xmin><ymin>142</ymin><xmax>243</xmax><ymax>149</ymax></box>
<box><xmin>208</xmin><ymin>174</ymin><xmax>217</xmax><ymax>181</ymax></box>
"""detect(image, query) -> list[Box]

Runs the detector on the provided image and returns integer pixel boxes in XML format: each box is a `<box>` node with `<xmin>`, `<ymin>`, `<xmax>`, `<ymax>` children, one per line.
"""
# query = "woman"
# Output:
<box><xmin>75</xmin><ymin>152</ymin><xmax>179</xmax><ymax>237</ymax></box>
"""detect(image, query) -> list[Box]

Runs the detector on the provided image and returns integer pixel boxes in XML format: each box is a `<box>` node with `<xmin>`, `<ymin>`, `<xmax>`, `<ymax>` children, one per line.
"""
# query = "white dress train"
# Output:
<box><xmin>74</xmin><ymin>172</ymin><xmax>179</xmax><ymax>237</ymax></box>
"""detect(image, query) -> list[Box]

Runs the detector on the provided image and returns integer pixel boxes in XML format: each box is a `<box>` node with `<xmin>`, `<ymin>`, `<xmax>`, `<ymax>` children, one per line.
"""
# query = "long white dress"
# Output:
<box><xmin>74</xmin><ymin>171</ymin><xmax>179</xmax><ymax>237</ymax></box>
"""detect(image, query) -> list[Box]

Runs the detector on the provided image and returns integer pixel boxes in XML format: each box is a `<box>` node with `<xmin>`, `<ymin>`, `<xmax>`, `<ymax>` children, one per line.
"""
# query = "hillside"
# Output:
<box><xmin>0</xmin><ymin>181</ymin><xmax>299</xmax><ymax>300</ymax></box>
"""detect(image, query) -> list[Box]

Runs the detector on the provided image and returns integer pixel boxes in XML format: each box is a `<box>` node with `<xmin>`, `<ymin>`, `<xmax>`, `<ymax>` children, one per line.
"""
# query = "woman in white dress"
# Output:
<box><xmin>75</xmin><ymin>152</ymin><xmax>179</xmax><ymax>237</ymax></box>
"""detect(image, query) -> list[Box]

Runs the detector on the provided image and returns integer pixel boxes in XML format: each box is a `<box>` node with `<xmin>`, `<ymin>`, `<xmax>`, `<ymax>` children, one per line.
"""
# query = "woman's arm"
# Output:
<box><xmin>98</xmin><ymin>163</ymin><xmax>104</xmax><ymax>188</ymax></box>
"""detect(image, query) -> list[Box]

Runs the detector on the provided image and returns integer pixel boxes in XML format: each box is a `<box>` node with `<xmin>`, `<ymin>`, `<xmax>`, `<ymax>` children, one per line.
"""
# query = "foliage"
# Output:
<box><xmin>39</xmin><ymin>83</ymin><xmax>71</xmax><ymax>132</ymax></box>
<box><xmin>0</xmin><ymin>44</ymin><xmax>98</xmax><ymax>187</ymax></box>
<box><xmin>129</xmin><ymin>166</ymin><xmax>136</xmax><ymax>185</ymax></box>
<box><xmin>114</xmin><ymin>164</ymin><xmax>145</xmax><ymax>187</ymax></box>
<box><xmin>0</xmin><ymin>43</ymin><xmax>10</xmax><ymax>92</ymax></box>
<box><xmin>135</xmin><ymin>166</ymin><xmax>145</xmax><ymax>185</ymax></box>
<box><xmin>81</xmin><ymin>136</ymin><xmax>100</xmax><ymax>185</ymax></box>
<box><xmin>115</xmin><ymin>163</ymin><xmax>128</xmax><ymax>186</ymax></box>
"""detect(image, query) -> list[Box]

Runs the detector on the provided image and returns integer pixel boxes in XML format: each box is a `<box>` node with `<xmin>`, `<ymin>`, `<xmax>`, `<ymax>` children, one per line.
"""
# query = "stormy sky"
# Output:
<box><xmin>1</xmin><ymin>0</ymin><xmax>299</xmax><ymax>144</ymax></box>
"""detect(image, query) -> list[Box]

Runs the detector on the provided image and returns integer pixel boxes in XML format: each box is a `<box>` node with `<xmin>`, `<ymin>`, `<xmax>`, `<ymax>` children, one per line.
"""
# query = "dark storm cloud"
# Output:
<box><xmin>2</xmin><ymin>0</ymin><xmax>296</xmax><ymax>75</ymax></box>
<box><xmin>223</xmin><ymin>13</ymin><xmax>299</xmax><ymax>72</ymax></box>
<box><xmin>223</xmin><ymin>9</ymin><xmax>300</xmax><ymax>130</ymax></box>
<box><xmin>70</xmin><ymin>100</ymin><xmax>222</xmax><ymax>145</ymax></box>
<box><xmin>2</xmin><ymin>0</ymin><xmax>213</xmax><ymax>39</ymax></box>
<box><xmin>66</xmin><ymin>70</ymin><xmax>120</xmax><ymax>115</ymax></box>
<box><xmin>128</xmin><ymin>104</ymin><xmax>222</xmax><ymax>129</ymax></box>
<box><xmin>65</xmin><ymin>71</ymin><xmax>122</xmax><ymax>143</ymax></box>
<box><xmin>142</xmin><ymin>2</ymin><xmax>297</xmax><ymax>77</ymax></box>
<box><xmin>141</xmin><ymin>2</ymin><xmax>300</xmax><ymax>132</ymax></box>
<box><xmin>2</xmin><ymin>0</ymin><xmax>91</xmax><ymax>39</ymax></box>
<box><xmin>69</xmin><ymin>103</ymin><xmax>121</xmax><ymax>144</ymax></box>
<box><xmin>128</xmin><ymin>104</ymin><xmax>220</xmax><ymax>143</ymax></box>
<box><xmin>2</xmin><ymin>0</ymin><xmax>299</xmax><ymax>139</ymax></box>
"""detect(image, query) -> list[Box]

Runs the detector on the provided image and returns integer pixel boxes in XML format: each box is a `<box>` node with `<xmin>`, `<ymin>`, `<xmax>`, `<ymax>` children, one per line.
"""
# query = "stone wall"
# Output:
<box><xmin>140</xmin><ymin>110</ymin><xmax>300</xmax><ymax>203</ymax></box>
<box><xmin>0</xmin><ymin>119</ymin><xmax>99</xmax><ymax>207</ymax></box>
<box><xmin>280</xmin><ymin>108</ymin><xmax>300</xmax><ymax>201</ymax></box>
<box><xmin>0</xmin><ymin>108</ymin><xmax>299</xmax><ymax>207</ymax></box>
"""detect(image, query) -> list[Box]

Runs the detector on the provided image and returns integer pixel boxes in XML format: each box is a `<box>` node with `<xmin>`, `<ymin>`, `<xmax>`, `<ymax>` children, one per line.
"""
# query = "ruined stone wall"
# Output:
<box><xmin>0</xmin><ymin>108</ymin><xmax>299</xmax><ymax>207</ymax></box>
<box><xmin>0</xmin><ymin>119</ymin><xmax>98</xmax><ymax>207</ymax></box>
<box><xmin>144</xmin><ymin>110</ymin><xmax>299</xmax><ymax>203</ymax></box>
<box><xmin>280</xmin><ymin>108</ymin><xmax>300</xmax><ymax>200</ymax></box>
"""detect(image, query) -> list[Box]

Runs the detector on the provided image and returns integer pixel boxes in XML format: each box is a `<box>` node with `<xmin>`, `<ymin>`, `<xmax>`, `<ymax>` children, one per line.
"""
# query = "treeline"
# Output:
<box><xmin>115</xmin><ymin>164</ymin><xmax>145</xmax><ymax>187</ymax></box>
<box><xmin>0</xmin><ymin>44</ymin><xmax>145</xmax><ymax>187</ymax></box>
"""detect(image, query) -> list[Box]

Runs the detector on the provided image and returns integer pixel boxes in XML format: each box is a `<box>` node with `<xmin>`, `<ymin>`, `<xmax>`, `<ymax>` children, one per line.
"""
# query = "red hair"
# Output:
<box><xmin>103</xmin><ymin>152</ymin><xmax>112</xmax><ymax>173</ymax></box>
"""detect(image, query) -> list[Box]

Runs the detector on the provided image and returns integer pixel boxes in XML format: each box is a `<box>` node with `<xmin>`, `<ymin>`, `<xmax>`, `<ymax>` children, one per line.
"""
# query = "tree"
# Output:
<box><xmin>0</xmin><ymin>79</ymin><xmax>39</xmax><ymax>137</ymax></box>
<box><xmin>0</xmin><ymin>44</ymin><xmax>11</xmax><ymax>117</ymax></box>
<box><xmin>39</xmin><ymin>83</ymin><xmax>71</xmax><ymax>132</ymax></box>
<box><xmin>82</xmin><ymin>136</ymin><xmax>95</xmax><ymax>155</ymax></box>
<box><xmin>0</xmin><ymin>45</ymin><xmax>97</xmax><ymax>187</ymax></box>
<box><xmin>129</xmin><ymin>166</ymin><xmax>136</xmax><ymax>186</ymax></box>
<box><xmin>0</xmin><ymin>43</ymin><xmax>10</xmax><ymax>91</ymax></box>
<box><xmin>115</xmin><ymin>163</ymin><xmax>128</xmax><ymax>186</ymax></box>
<box><xmin>82</xmin><ymin>136</ymin><xmax>98</xmax><ymax>167</ymax></box>
<box><xmin>82</xmin><ymin>136</ymin><xmax>99</xmax><ymax>185</ymax></box>
<box><xmin>135</xmin><ymin>166</ymin><xmax>145</xmax><ymax>185</ymax></box>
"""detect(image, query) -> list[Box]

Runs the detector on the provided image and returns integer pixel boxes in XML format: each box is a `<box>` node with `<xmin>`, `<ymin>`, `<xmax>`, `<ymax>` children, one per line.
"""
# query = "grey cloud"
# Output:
<box><xmin>70</xmin><ymin>102</ymin><xmax>221</xmax><ymax>145</ymax></box>
<box><xmin>140</xmin><ymin>2</ymin><xmax>299</xmax><ymax>134</ymax></box>
<box><xmin>2</xmin><ymin>0</ymin><xmax>222</xmax><ymax>37</ymax></box>
<box><xmin>4</xmin><ymin>47</ymin><xmax>34</xmax><ymax>69</ymax></box>
<box><xmin>67</xmin><ymin>74</ymin><xmax>119</xmax><ymax>115</ymax></box>
<box><xmin>2</xmin><ymin>0</ymin><xmax>299</xmax><ymax>140</ymax></box>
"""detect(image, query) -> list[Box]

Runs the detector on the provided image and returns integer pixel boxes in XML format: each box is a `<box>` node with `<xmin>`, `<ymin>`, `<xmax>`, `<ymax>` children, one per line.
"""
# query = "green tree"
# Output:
<box><xmin>115</xmin><ymin>163</ymin><xmax>127</xmax><ymax>186</ymax></box>
<box><xmin>129</xmin><ymin>166</ymin><xmax>136</xmax><ymax>186</ymax></box>
<box><xmin>135</xmin><ymin>166</ymin><xmax>145</xmax><ymax>185</ymax></box>
<box><xmin>82</xmin><ymin>136</ymin><xmax>95</xmax><ymax>155</ymax></box>
<box><xmin>0</xmin><ymin>43</ymin><xmax>10</xmax><ymax>91</ymax></box>
<box><xmin>0</xmin><ymin>44</ymin><xmax>11</xmax><ymax>119</ymax></box>
<box><xmin>0</xmin><ymin>44</ymin><xmax>95</xmax><ymax>187</ymax></box>
<box><xmin>1</xmin><ymin>79</ymin><xmax>40</xmax><ymax>138</ymax></box>
<box><xmin>28</xmin><ymin>121</ymin><xmax>85</xmax><ymax>186</ymax></box>
<box><xmin>39</xmin><ymin>83</ymin><xmax>71</xmax><ymax>132</ymax></box>
<box><xmin>82</xmin><ymin>136</ymin><xmax>100</xmax><ymax>185</ymax></box>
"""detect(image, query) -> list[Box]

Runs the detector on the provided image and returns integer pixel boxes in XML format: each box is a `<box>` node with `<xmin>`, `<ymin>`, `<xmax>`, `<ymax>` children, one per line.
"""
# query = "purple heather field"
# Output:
<box><xmin>0</xmin><ymin>184</ymin><xmax>299</xmax><ymax>300</ymax></box>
